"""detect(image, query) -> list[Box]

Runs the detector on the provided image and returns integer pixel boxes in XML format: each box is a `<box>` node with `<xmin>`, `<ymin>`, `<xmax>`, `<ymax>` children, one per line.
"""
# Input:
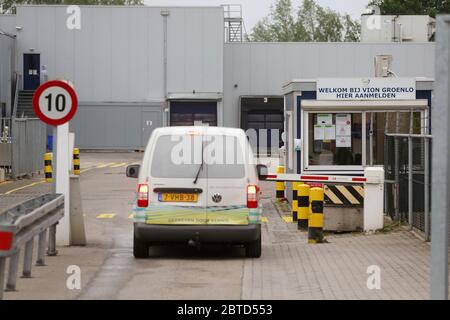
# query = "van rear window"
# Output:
<box><xmin>150</xmin><ymin>135</ymin><xmax>247</xmax><ymax>179</ymax></box>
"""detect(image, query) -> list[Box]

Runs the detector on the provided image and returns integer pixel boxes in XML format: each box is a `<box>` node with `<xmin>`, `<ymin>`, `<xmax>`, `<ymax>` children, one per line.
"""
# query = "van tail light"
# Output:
<box><xmin>137</xmin><ymin>184</ymin><xmax>149</xmax><ymax>208</ymax></box>
<box><xmin>0</xmin><ymin>231</ymin><xmax>13</xmax><ymax>251</ymax></box>
<box><xmin>247</xmin><ymin>185</ymin><xmax>259</xmax><ymax>209</ymax></box>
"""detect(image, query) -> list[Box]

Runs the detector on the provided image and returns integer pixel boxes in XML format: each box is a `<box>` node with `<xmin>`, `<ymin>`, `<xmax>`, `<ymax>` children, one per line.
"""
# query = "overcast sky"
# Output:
<box><xmin>144</xmin><ymin>0</ymin><xmax>370</xmax><ymax>31</ymax></box>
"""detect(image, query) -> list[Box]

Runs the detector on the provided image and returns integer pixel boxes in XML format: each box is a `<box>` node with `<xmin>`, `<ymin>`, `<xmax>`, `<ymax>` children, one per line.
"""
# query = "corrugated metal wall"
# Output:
<box><xmin>223</xmin><ymin>42</ymin><xmax>435</xmax><ymax>127</ymax></box>
<box><xmin>70</xmin><ymin>103</ymin><xmax>163</xmax><ymax>149</ymax></box>
<box><xmin>14</xmin><ymin>5</ymin><xmax>224</xmax><ymax>101</ymax></box>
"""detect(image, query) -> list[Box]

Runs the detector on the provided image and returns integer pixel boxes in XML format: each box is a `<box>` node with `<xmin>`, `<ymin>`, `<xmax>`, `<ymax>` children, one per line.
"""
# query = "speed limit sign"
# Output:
<box><xmin>32</xmin><ymin>80</ymin><xmax>78</xmax><ymax>126</ymax></box>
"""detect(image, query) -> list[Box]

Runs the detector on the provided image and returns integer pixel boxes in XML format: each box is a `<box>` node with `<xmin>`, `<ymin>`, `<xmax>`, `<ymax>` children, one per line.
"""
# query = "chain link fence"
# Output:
<box><xmin>384</xmin><ymin>135</ymin><xmax>431</xmax><ymax>236</ymax></box>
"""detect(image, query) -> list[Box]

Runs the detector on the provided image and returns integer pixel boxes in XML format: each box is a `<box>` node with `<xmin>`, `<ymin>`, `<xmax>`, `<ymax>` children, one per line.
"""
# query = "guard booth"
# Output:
<box><xmin>283</xmin><ymin>77</ymin><xmax>433</xmax><ymax>231</ymax></box>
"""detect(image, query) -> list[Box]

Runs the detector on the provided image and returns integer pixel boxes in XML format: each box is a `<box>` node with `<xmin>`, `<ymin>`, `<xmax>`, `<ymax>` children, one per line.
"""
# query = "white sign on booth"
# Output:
<box><xmin>317</xmin><ymin>77</ymin><xmax>416</xmax><ymax>100</ymax></box>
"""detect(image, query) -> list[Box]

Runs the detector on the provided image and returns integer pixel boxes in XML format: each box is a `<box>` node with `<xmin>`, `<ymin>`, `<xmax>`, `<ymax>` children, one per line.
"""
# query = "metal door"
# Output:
<box><xmin>23</xmin><ymin>54</ymin><xmax>40</xmax><ymax>90</ymax></box>
<box><xmin>141</xmin><ymin>111</ymin><xmax>162</xmax><ymax>147</ymax></box>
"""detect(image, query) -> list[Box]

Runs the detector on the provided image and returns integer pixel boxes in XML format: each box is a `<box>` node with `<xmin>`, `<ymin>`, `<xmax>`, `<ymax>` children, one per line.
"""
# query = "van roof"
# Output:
<box><xmin>153</xmin><ymin>126</ymin><xmax>246</xmax><ymax>136</ymax></box>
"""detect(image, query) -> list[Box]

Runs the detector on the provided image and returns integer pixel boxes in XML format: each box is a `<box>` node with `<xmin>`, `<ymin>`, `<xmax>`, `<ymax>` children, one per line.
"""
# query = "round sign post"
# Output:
<box><xmin>33</xmin><ymin>80</ymin><xmax>78</xmax><ymax>246</ymax></box>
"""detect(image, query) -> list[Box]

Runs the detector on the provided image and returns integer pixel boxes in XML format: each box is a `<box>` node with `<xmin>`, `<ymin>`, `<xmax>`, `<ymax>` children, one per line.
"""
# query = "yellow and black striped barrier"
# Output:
<box><xmin>275</xmin><ymin>166</ymin><xmax>285</xmax><ymax>201</ymax></box>
<box><xmin>73</xmin><ymin>148</ymin><xmax>80</xmax><ymax>175</ymax></box>
<box><xmin>297</xmin><ymin>183</ymin><xmax>310</xmax><ymax>231</ymax></box>
<box><xmin>291</xmin><ymin>182</ymin><xmax>301</xmax><ymax>221</ymax></box>
<box><xmin>44</xmin><ymin>153</ymin><xmax>53</xmax><ymax>183</ymax></box>
<box><xmin>308</xmin><ymin>187</ymin><xmax>325</xmax><ymax>244</ymax></box>
<box><xmin>324</xmin><ymin>185</ymin><xmax>364</xmax><ymax>206</ymax></box>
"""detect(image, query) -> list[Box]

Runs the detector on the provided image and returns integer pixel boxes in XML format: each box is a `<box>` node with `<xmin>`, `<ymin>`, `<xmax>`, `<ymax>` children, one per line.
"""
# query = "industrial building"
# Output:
<box><xmin>0</xmin><ymin>5</ymin><xmax>435</xmax><ymax>150</ymax></box>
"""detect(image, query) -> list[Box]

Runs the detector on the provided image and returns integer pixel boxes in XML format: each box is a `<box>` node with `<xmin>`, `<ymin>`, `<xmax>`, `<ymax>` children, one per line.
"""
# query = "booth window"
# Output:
<box><xmin>307</xmin><ymin>113</ymin><xmax>362</xmax><ymax>166</ymax></box>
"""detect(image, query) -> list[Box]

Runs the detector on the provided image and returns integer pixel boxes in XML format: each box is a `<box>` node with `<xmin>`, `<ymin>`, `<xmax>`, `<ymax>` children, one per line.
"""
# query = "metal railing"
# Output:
<box><xmin>0</xmin><ymin>194</ymin><xmax>64</xmax><ymax>299</ymax></box>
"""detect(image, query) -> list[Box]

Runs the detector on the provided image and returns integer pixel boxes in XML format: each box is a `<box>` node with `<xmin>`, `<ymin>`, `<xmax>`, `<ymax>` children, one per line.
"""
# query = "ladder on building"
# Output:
<box><xmin>223</xmin><ymin>4</ymin><xmax>247</xmax><ymax>42</ymax></box>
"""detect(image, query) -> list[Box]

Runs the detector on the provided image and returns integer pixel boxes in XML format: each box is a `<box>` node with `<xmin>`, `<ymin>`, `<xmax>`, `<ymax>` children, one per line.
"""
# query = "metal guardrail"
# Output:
<box><xmin>0</xmin><ymin>193</ymin><xmax>64</xmax><ymax>299</ymax></box>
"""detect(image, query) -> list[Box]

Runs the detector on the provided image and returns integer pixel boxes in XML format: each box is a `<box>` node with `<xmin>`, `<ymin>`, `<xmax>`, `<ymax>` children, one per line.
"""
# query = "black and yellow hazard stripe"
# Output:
<box><xmin>73</xmin><ymin>148</ymin><xmax>80</xmax><ymax>175</ymax></box>
<box><xmin>291</xmin><ymin>182</ymin><xmax>302</xmax><ymax>221</ymax></box>
<box><xmin>324</xmin><ymin>184</ymin><xmax>364</xmax><ymax>206</ymax></box>
<box><xmin>44</xmin><ymin>153</ymin><xmax>53</xmax><ymax>183</ymax></box>
<box><xmin>275</xmin><ymin>166</ymin><xmax>285</xmax><ymax>200</ymax></box>
<box><xmin>308</xmin><ymin>187</ymin><xmax>325</xmax><ymax>244</ymax></box>
<box><xmin>297</xmin><ymin>184</ymin><xmax>310</xmax><ymax>231</ymax></box>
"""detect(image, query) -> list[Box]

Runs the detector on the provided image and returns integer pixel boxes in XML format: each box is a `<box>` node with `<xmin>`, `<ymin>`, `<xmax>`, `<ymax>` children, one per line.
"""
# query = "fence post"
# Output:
<box><xmin>0</xmin><ymin>257</ymin><xmax>6</xmax><ymax>300</ymax></box>
<box><xmin>297</xmin><ymin>184</ymin><xmax>310</xmax><ymax>231</ymax></box>
<box><xmin>308</xmin><ymin>187</ymin><xmax>324</xmax><ymax>244</ymax></box>
<box><xmin>6</xmin><ymin>250</ymin><xmax>20</xmax><ymax>291</ymax></box>
<box><xmin>47</xmin><ymin>223</ymin><xmax>58</xmax><ymax>256</ymax></box>
<box><xmin>21</xmin><ymin>239</ymin><xmax>34</xmax><ymax>278</ymax></box>
<box><xmin>35</xmin><ymin>230</ymin><xmax>47</xmax><ymax>266</ymax></box>
<box><xmin>431</xmin><ymin>15</ymin><xmax>450</xmax><ymax>300</ymax></box>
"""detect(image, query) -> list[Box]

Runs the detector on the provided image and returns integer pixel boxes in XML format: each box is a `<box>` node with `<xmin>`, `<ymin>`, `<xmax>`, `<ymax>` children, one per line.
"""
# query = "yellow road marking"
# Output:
<box><xmin>4</xmin><ymin>180</ymin><xmax>46</xmax><ymax>195</ymax></box>
<box><xmin>79</xmin><ymin>166</ymin><xmax>95</xmax><ymax>173</ymax></box>
<box><xmin>261</xmin><ymin>217</ymin><xmax>268</xmax><ymax>223</ymax></box>
<box><xmin>335</xmin><ymin>185</ymin><xmax>359</xmax><ymax>205</ymax></box>
<box><xmin>111</xmin><ymin>162</ymin><xmax>127</xmax><ymax>168</ymax></box>
<box><xmin>0</xmin><ymin>181</ymin><xmax>13</xmax><ymax>186</ymax></box>
<box><xmin>96</xmin><ymin>162</ymin><xmax>116</xmax><ymax>168</ymax></box>
<box><xmin>281</xmin><ymin>216</ymin><xmax>293</xmax><ymax>223</ymax></box>
<box><xmin>96</xmin><ymin>213</ymin><xmax>116</xmax><ymax>219</ymax></box>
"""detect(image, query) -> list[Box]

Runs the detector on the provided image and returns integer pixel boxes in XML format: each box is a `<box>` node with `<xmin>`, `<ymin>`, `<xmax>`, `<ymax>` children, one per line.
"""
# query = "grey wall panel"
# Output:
<box><xmin>70</xmin><ymin>104</ymin><xmax>163</xmax><ymax>149</ymax></box>
<box><xmin>0</xmin><ymin>34</ymin><xmax>15</xmax><ymax>117</ymax></box>
<box><xmin>15</xmin><ymin>5</ymin><xmax>223</xmax><ymax>101</ymax></box>
<box><xmin>223</xmin><ymin>42</ymin><xmax>435</xmax><ymax>127</ymax></box>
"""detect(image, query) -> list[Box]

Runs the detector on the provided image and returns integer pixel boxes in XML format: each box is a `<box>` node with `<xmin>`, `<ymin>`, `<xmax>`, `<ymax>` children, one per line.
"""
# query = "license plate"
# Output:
<box><xmin>159</xmin><ymin>193</ymin><xmax>198</xmax><ymax>202</ymax></box>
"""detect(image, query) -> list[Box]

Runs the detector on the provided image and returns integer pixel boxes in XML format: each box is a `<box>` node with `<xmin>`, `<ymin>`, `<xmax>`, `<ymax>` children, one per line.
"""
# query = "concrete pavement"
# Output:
<box><xmin>0</xmin><ymin>152</ymin><xmax>437</xmax><ymax>299</ymax></box>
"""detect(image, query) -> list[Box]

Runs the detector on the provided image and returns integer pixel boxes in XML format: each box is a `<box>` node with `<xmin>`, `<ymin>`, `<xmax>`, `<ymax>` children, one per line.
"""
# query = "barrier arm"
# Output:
<box><xmin>264</xmin><ymin>167</ymin><xmax>385</xmax><ymax>232</ymax></box>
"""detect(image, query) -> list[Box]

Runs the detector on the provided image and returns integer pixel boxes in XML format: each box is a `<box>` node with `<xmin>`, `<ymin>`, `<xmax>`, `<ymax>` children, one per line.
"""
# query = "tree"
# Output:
<box><xmin>369</xmin><ymin>0</ymin><xmax>450</xmax><ymax>17</ymax></box>
<box><xmin>1</xmin><ymin>0</ymin><xmax>144</xmax><ymax>14</ymax></box>
<box><xmin>251</xmin><ymin>0</ymin><xmax>361</xmax><ymax>42</ymax></box>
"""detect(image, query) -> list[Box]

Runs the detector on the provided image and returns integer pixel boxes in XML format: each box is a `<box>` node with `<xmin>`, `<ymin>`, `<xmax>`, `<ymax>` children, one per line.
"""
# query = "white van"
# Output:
<box><xmin>126</xmin><ymin>126</ymin><xmax>268</xmax><ymax>258</ymax></box>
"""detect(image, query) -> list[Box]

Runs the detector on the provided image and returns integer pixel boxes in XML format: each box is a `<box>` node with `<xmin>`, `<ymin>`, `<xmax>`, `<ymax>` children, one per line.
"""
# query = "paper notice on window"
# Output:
<box><xmin>317</xmin><ymin>114</ymin><xmax>332</xmax><ymax>125</ymax></box>
<box><xmin>336</xmin><ymin>114</ymin><xmax>351</xmax><ymax>136</ymax></box>
<box><xmin>336</xmin><ymin>135</ymin><xmax>351</xmax><ymax>148</ymax></box>
<box><xmin>314</xmin><ymin>125</ymin><xmax>325</xmax><ymax>140</ymax></box>
<box><xmin>324</xmin><ymin>125</ymin><xmax>335</xmax><ymax>140</ymax></box>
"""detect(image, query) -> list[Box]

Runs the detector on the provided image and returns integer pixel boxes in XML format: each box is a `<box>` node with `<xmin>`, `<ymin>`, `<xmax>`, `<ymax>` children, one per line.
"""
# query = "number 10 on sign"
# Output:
<box><xmin>33</xmin><ymin>80</ymin><xmax>78</xmax><ymax>126</ymax></box>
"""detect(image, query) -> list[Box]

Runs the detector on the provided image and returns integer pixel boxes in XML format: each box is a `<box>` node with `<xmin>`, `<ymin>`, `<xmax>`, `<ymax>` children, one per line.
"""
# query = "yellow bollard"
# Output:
<box><xmin>292</xmin><ymin>182</ymin><xmax>303</xmax><ymax>221</ymax></box>
<box><xmin>308</xmin><ymin>187</ymin><xmax>325</xmax><ymax>243</ymax></box>
<box><xmin>44</xmin><ymin>153</ymin><xmax>53</xmax><ymax>183</ymax></box>
<box><xmin>297</xmin><ymin>184</ymin><xmax>310</xmax><ymax>230</ymax></box>
<box><xmin>275</xmin><ymin>166</ymin><xmax>285</xmax><ymax>201</ymax></box>
<box><xmin>73</xmin><ymin>148</ymin><xmax>80</xmax><ymax>175</ymax></box>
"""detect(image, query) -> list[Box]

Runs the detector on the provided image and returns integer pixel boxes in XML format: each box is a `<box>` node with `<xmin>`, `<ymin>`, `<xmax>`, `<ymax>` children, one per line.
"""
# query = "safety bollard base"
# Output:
<box><xmin>298</xmin><ymin>219</ymin><xmax>308</xmax><ymax>230</ymax></box>
<box><xmin>308</xmin><ymin>227</ymin><xmax>325</xmax><ymax>243</ymax></box>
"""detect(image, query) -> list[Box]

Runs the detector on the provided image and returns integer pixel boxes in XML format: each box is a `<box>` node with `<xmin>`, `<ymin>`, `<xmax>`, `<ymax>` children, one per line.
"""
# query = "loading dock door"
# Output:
<box><xmin>240</xmin><ymin>97</ymin><xmax>284</xmax><ymax>156</ymax></box>
<box><xmin>170</xmin><ymin>101</ymin><xmax>217</xmax><ymax>126</ymax></box>
<box><xmin>23</xmin><ymin>53</ymin><xmax>40</xmax><ymax>90</ymax></box>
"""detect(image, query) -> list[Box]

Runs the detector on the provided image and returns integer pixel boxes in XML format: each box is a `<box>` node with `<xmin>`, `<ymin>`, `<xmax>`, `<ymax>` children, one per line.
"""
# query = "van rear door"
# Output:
<box><xmin>204</xmin><ymin>132</ymin><xmax>249</xmax><ymax>225</ymax></box>
<box><xmin>145</xmin><ymin>132</ymin><xmax>208</xmax><ymax>225</ymax></box>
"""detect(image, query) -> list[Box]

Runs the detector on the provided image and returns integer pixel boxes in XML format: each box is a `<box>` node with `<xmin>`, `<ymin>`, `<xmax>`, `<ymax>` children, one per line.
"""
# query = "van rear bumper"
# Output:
<box><xmin>134</xmin><ymin>223</ymin><xmax>261</xmax><ymax>244</ymax></box>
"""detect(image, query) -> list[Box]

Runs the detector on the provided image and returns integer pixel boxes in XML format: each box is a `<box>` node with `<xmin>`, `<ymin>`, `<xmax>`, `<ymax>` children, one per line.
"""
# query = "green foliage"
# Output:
<box><xmin>1</xmin><ymin>0</ymin><xmax>144</xmax><ymax>13</ymax></box>
<box><xmin>251</xmin><ymin>0</ymin><xmax>361</xmax><ymax>42</ymax></box>
<box><xmin>369</xmin><ymin>0</ymin><xmax>450</xmax><ymax>17</ymax></box>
